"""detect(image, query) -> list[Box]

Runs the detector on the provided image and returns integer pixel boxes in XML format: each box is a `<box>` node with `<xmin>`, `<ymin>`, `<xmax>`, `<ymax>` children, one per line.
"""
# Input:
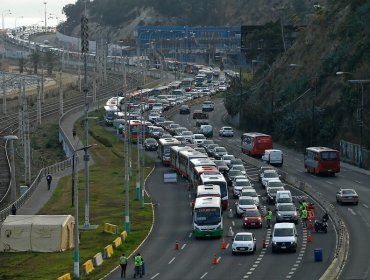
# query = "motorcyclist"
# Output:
<box><xmin>322</xmin><ymin>212</ymin><xmax>329</xmax><ymax>222</ymax></box>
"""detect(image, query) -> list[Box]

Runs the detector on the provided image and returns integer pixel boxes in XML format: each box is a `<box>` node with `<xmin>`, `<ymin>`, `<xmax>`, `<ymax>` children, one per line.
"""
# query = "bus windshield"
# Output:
<box><xmin>194</xmin><ymin>207</ymin><xmax>221</xmax><ymax>225</ymax></box>
<box><xmin>320</xmin><ymin>151</ymin><xmax>338</xmax><ymax>160</ymax></box>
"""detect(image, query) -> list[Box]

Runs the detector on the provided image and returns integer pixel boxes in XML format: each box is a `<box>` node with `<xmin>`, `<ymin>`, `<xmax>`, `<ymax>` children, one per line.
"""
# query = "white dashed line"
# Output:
<box><xmin>250</xmin><ymin>268</ymin><xmax>256</xmax><ymax>271</ymax></box>
<box><xmin>151</xmin><ymin>273</ymin><xmax>159</xmax><ymax>279</ymax></box>
<box><xmin>247</xmin><ymin>272</ymin><xmax>253</xmax><ymax>275</ymax></box>
<box><xmin>188</xmin><ymin>232</ymin><xmax>192</xmax><ymax>238</ymax></box>
<box><xmin>181</xmin><ymin>244</ymin><xmax>186</xmax><ymax>250</ymax></box>
<box><xmin>293</xmin><ymin>264</ymin><xmax>299</xmax><ymax>267</ymax></box>
<box><xmin>232</xmin><ymin>221</ymin><xmax>235</xmax><ymax>226</ymax></box>
<box><xmin>217</xmin><ymin>256</ymin><xmax>221</xmax><ymax>263</ymax></box>
<box><xmin>168</xmin><ymin>257</ymin><xmax>175</xmax><ymax>264</ymax></box>
<box><xmin>325</xmin><ymin>181</ymin><xmax>333</xmax><ymax>185</ymax></box>
<box><xmin>257</xmin><ymin>257</ymin><xmax>262</xmax><ymax>261</ymax></box>
<box><xmin>348</xmin><ymin>208</ymin><xmax>357</xmax><ymax>215</ymax></box>
<box><xmin>355</xmin><ymin>180</ymin><xmax>363</xmax><ymax>185</ymax></box>
<box><xmin>363</xmin><ymin>204</ymin><xmax>369</xmax><ymax>209</ymax></box>
<box><xmin>252</xmin><ymin>264</ymin><xmax>258</xmax><ymax>268</ymax></box>
<box><xmin>200</xmin><ymin>272</ymin><xmax>208</xmax><ymax>279</ymax></box>
<box><xmin>295</xmin><ymin>158</ymin><xmax>300</xmax><ymax>161</ymax></box>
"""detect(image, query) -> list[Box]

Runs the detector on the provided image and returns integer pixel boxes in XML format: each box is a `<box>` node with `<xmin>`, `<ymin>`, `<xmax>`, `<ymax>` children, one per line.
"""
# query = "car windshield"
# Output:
<box><xmin>239</xmin><ymin>198</ymin><xmax>254</xmax><ymax>205</ymax></box>
<box><xmin>146</xmin><ymin>139</ymin><xmax>157</xmax><ymax>144</ymax></box>
<box><xmin>195</xmin><ymin>135</ymin><xmax>206</xmax><ymax>139</ymax></box>
<box><xmin>215</xmin><ymin>147</ymin><xmax>227</xmax><ymax>152</ymax></box>
<box><xmin>269</xmin><ymin>187</ymin><xmax>285</xmax><ymax>194</ymax></box>
<box><xmin>231</xmin><ymin>159</ymin><xmax>243</xmax><ymax>165</ymax></box>
<box><xmin>243</xmin><ymin>210</ymin><xmax>260</xmax><ymax>217</ymax></box>
<box><xmin>182</xmin><ymin>131</ymin><xmax>193</xmax><ymax>136</ymax></box>
<box><xmin>342</xmin><ymin>190</ymin><xmax>356</xmax><ymax>195</ymax></box>
<box><xmin>223</xmin><ymin>127</ymin><xmax>232</xmax><ymax>131</ymax></box>
<box><xmin>242</xmin><ymin>190</ymin><xmax>257</xmax><ymax>197</ymax></box>
<box><xmin>229</xmin><ymin>170</ymin><xmax>242</xmax><ymax>177</ymax></box>
<box><xmin>268</xmin><ymin>181</ymin><xmax>283</xmax><ymax>188</ymax></box>
<box><xmin>264</xmin><ymin>172</ymin><xmax>279</xmax><ymax>178</ymax></box>
<box><xmin>278</xmin><ymin>204</ymin><xmax>296</xmax><ymax>211</ymax></box>
<box><xmin>235</xmin><ymin>180</ymin><xmax>249</xmax><ymax>186</ymax></box>
<box><xmin>235</xmin><ymin>234</ymin><xmax>252</xmax><ymax>241</ymax></box>
<box><xmin>232</xmin><ymin>166</ymin><xmax>245</xmax><ymax>172</ymax></box>
<box><xmin>274</xmin><ymin>228</ymin><xmax>294</xmax><ymax>237</ymax></box>
<box><xmin>208</xmin><ymin>144</ymin><xmax>219</xmax><ymax>150</ymax></box>
<box><xmin>223</xmin><ymin>155</ymin><xmax>235</xmax><ymax>160</ymax></box>
<box><xmin>153</xmin><ymin>127</ymin><xmax>164</xmax><ymax>132</ymax></box>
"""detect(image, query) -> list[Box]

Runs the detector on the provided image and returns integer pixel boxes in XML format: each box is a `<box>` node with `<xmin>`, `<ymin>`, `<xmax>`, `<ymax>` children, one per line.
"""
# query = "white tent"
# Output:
<box><xmin>0</xmin><ymin>215</ymin><xmax>75</xmax><ymax>252</ymax></box>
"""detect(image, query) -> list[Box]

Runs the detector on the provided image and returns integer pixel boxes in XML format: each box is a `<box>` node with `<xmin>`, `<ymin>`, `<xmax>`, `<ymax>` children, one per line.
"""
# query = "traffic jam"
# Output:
<box><xmin>101</xmin><ymin>66</ymin><xmax>353</xmax><ymax>277</ymax></box>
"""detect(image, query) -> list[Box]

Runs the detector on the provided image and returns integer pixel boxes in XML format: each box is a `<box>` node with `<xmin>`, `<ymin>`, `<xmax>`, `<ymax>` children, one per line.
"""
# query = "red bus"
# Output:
<box><xmin>190</xmin><ymin>165</ymin><xmax>219</xmax><ymax>188</ymax></box>
<box><xmin>241</xmin><ymin>132</ymin><xmax>273</xmax><ymax>156</ymax></box>
<box><xmin>129</xmin><ymin>120</ymin><xmax>150</xmax><ymax>143</ymax></box>
<box><xmin>304</xmin><ymin>147</ymin><xmax>340</xmax><ymax>176</ymax></box>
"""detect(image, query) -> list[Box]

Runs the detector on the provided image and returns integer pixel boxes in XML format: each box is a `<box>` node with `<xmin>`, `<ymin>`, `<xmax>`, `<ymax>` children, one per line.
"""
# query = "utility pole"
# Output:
<box><xmin>123</xmin><ymin>60</ymin><xmax>130</xmax><ymax>233</ymax></box>
<box><xmin>18</xmin><ymin>77</ymin><xmax>23</xmax><ymax>145</ymax></box>
<box><xmin>37</xmin><ymin>78</ymin><xmax>41</xmax><ymax>125</ymax></box>
<box><xmin>59</xmin><ymin>71</ymin><xmax>63</xmax><ymax>116</ymax></box>
<box><xmin>2</xmin><ymin>72</ymin><xmax>6</xmax><ymax>114</ymax></box>
<box><xmin>22</xmin><ymin>78</ymin><xmax>31</xmax><ymax>185</ymax></box>
<box><xmin>41</xmin><ymin>64</ymin><xmax>45</xmax><ymax>103</ymax></box>
<box><xmin>141</xmin><ymin>87</ymin><xmax>145</xmax><ymax>208</ymax></box>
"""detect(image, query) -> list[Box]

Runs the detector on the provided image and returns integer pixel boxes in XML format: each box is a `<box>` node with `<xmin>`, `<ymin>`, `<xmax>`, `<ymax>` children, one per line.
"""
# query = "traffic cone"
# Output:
<box><xmin>175</xmin><ymin>240</ymin><xmax>180</xmax><ymax>250</ymax></box>
<box><xmin>307</xmin><ymin>231</ymin><xmax>312</xmax><ymax>242</ymax></box>
<box><xmin>213</xmin><ymin>253</ymin><xmax>218</xmax><ymax>264</ymax></box>
<box><xmin>262</xmin><ymin>238</ymin><xmax>266</xmax><ymax>248</ymax></box>
<box><xmin>221</xmin><ymin>238</ymin><xmax>226</xmax><ymax>249</ymax></box>
<box><xmin>308</xmin><ymin>219</ymin><xmax>313</xmax><ymax>230</ymax></box>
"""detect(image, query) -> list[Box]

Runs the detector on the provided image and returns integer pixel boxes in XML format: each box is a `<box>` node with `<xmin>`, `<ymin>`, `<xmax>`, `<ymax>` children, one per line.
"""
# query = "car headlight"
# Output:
<box><xmin>290</xmin><ymin>242</ymin><xmax>294</xmax><ymax>244</ymax></box>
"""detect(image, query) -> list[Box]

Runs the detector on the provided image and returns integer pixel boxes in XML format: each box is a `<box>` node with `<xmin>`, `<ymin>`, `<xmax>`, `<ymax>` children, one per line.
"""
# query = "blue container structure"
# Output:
<box><xmin>314</xmin><ymin>248</ymin><xmax>323</xmax><ymax>262</ymax></box>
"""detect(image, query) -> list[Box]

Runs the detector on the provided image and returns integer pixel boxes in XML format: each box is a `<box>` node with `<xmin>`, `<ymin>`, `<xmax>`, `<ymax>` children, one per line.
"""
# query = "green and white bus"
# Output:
<box><xmin>193</xmin><ymin>196</ymin><xmax>223</xmax><ymax>238</ymax></box>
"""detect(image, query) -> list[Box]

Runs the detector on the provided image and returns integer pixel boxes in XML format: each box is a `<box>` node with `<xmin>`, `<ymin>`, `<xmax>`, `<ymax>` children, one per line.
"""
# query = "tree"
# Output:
<box><xmin>19</xmin><ymin>57</ymin><xmax>25</xmax><ymax>73</ymax></box>
<box><xmin>43</xmin><ymin>50</ymin><xmax>56</xmax><ymax>76</ymax></box>
<box><xmin>29</xmin><ymin>50</ymin><xmax>41</xmax><ymax>74</ymax></box>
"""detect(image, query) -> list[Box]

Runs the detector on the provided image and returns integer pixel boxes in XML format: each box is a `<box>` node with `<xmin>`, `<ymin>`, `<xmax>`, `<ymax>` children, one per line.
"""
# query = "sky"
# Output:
<box><xmin>1</xmin><ymin>0</ymin><xmax>77</xmax><ymax>29</ymax></box>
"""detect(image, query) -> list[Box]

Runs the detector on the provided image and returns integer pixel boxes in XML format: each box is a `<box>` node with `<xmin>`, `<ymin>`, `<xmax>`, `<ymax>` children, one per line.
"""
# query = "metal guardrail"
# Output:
<box><xmin>0</xmin><ymin>159</ymin><xmax>72</xmax><ymax>222</ymax></box>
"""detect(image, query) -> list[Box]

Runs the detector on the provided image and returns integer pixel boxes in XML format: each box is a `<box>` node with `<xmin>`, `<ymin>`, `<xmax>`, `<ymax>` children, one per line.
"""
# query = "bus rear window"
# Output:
<box><xmin>321</xmin><ymin>151</ymin><xmax>338</xmax><ymax>160</ymax></box>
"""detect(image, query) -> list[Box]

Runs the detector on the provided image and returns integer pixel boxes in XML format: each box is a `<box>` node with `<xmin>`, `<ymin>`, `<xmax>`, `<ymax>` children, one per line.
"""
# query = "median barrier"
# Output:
<box><xmin>82</xmin><ymin>259</ymin><xmax>94</xmax><ymax>276</ymax></box>
<box><xmin>93</xmin><ymin>252</ymin><xmax>104</xmax><ymax>267</ymax></box>
<box><xmin>57</xmin><ymin>273</ymin><xmax>71</xmax><ymax>280</ymax></box>
<box><xmin>120</xmin><ymin>230</ymin><xmax>128</xmax><ymax>243</ymax></box>
<box><xmin>104</xmin><ymin>244</ymin><xmax>114</xmax><ymax>259</ymax></box>
<box><xmin>103</xmin><ymin>223</ymin><xmax>118</xmax><ymax>234</ymax></box>
<box><xmin>113</xmin><ymin>236</ymin><xmax>122</xmax><ymax>248</ymax></box>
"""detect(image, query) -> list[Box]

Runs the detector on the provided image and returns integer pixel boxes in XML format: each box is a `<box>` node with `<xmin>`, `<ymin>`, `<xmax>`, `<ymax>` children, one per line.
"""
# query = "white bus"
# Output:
<box><xmin>200</xmin><ymin>173</ymin><xmax>228</xmax><ymax>210</ymax></box>
<box><xmin>189</xmin><ymin>158</ymin><xmax>217</xmax><ymax>185</ymax></box>
<box><xmin>158</xmin><ymin>138</ymin><xmax>182</xmax><ymax>165</ymax></box>
<box><xmin>170</xmin><ymin>146</ymin><xmax>194</xmax><ymax>172</ymax></box>
<box><xmin>178</xmin><ymin>151</ymin><xmax>208</xmax><ymax>179</ymax></box>
<box><xmin>193</xmin><ymin>197</ymin><xmax>223</xmax><ymax>238</ymax></box>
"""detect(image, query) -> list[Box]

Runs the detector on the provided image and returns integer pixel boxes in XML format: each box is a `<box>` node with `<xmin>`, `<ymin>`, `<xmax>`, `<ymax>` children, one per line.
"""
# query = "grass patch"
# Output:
<box><xmin>0</xmin><ymin>116</ymin><xmax>154</xmax><ymax>279</ymax></box>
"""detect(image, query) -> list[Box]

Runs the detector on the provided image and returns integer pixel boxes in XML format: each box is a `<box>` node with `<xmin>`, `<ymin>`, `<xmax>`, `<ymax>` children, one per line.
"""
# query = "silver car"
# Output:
<box><xmin>275</xmin><ymin>203</ymin><xmax>299</xmax><ymax>224</ymax></box>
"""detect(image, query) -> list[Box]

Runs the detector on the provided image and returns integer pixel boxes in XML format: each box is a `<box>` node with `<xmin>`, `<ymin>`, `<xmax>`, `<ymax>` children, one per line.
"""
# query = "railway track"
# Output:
<box><xmin>0</xmin><ymin>70</ymin><xmax>139</xmax><ymax>209</ymax></box>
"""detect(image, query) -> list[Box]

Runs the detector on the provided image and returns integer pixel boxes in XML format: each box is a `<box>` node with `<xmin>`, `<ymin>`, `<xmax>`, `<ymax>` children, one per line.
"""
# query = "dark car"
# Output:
<box><xmin>144</xmin><ymin>138</ymin><xmax>158</xmax><ymax>151</ymax></box>
<box><xmin>213</xmin><ymin>160</ymin><xmax>229</xmax><ymax>175</ymax></box>
<box><xmin>179</xmin><ymin>105</ymin><xmax>190</xmax><ymax>114</ymax></box>
<box><xmin>267</xmin><ymin>186</ymin><xmax>285</xmax><ymax>204</ymax></box>
<box><xmin>212</xmin><ymin>147</ymin><xmax>228</xmax><ymax>160</ymax></box>
<box><xmin>205</xmin><ymin>144</ymin><xmax>219</xmax><ymax>157</ymax></box>
<box><xmin>226</xmin><ymin>170</ymin><xmax>244</xmax><ymax>186</ymax></box>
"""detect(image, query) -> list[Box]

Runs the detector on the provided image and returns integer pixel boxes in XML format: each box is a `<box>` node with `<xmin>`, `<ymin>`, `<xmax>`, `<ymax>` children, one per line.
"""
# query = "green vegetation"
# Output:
<box><xmin>0</xmin><ymin>113</ymin><xmax>154</xmax><ymax>279</ymax></box>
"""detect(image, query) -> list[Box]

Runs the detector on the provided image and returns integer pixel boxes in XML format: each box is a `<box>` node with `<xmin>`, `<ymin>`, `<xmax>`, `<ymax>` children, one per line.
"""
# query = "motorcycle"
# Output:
<box><xmin>314</xmin><ymin>213</ymin><xmax>329</xmax><ymax>233</ymax></box>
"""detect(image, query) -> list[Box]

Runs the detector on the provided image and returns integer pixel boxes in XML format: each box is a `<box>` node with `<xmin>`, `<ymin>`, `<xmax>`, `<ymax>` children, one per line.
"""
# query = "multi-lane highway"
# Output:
<box><xmin>104</xmin><ymin>97</ymin><xmax>341</xmax><ymax>280</ymax></box>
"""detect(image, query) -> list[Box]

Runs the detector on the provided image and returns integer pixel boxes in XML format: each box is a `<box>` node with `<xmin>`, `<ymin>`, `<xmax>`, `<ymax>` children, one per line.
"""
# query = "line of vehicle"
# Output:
<box><xmin>286</xmin><ymin>222</ymin><xmax>307</xmax><ymax>279</ymax></box>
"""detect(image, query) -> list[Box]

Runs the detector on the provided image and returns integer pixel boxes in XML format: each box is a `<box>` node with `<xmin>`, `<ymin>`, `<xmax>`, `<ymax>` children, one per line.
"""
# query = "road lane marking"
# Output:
<box><xmin>250</xmin><ymin>268</ymin><xmax>256</xmax><ymax>271</ymax></box>
<box><xmin>226</xmin><ymin>243</ymin><xmax>230</xmax><ymax>249</ymax></box>
<box><xmin>232</xmin><ymin>221</ymin><xmax>235</xmax><ymax>226</ymax></box>
<box><xmin>355</xmin><ymin>180</ymin><xmax>363</xmax><ymax>185</ymax></box>
<box><xmin>293</xmin><ymin>264</ymin><xmax>299</xmax><ymax>267</ymax></box>
<box><xmin>168</xmin><ymin>257</ymin><xmax>175</xmax><ymax>264</ymax></box>
<box><xmin>325</xmin><ymin>181</ymin><xmax>333</xmax><ymax>185</ymax></box>
<box><xmin>253</xmin><ymin>264</ymin><xmax>258</xmax><ymax>268</ymax></box>
<box><xmin>181</xmin><ymin>244</ymin><xmax>187</xmax><ymax>250</ymax></box>
<box><xmin>363</xmin><ymin>204</ymin><xmax>369</xmax><ymax>209</ymax></box>
<box><xmin>295</xmin><ymin>158</ymin><xmax>300</xmax><ymax>161</ymax></box>
<box><xmin>217</xmin><ymin>256</ymin><xmax>221</xmax><ymax>263</ymax></box>
<box><xmin>151</xmin><ymin>273</ymin><xmax>159</xmax><ymax>279</ymax></box>
<box><xmin>348</xmin><ymin>208</ymin><xmax>357</xmax><ymax>215</ymax></box>
<box><xmin>200</xmin><ymin>272</ymin><xmax>208</xmax><ymax>279</ymax></box>
<box><xmin>189</xmin><ymin>232</ymin><xmax>192</xmax><ymax>238</ymax></box>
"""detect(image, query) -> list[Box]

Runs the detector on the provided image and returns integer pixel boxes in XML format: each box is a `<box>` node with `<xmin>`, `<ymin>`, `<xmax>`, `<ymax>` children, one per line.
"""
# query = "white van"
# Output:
<box><xmin>262</xmin><ymin>149</ymin><xmax>283</xmax><ymax>166</ymax></box>
<box><xmin>276</xmin><ymin>190</ymin><xmax>293</xmax><ymax>204</ymax></box>
<box><xmin>271</xmin><ymin>222</ymin><xmax>298</xmax><ymax>252</ymax></box>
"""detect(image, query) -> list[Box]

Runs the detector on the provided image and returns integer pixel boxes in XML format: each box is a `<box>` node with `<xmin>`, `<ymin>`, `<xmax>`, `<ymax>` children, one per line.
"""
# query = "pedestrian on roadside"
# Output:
<box><xmin>119</xmin><ymin>253</ymin><xmax>127</xmax><ymax>278</ymax></box>
<box><xmin>265</xmin><ymin>208</ymin><xmax>272</xmax><ymax>229</ymax></box>
<box><xmin>46</xmin><ymin>173</ymin><xmax>52</xmax><ymax>190</ymax></box>
<box><xmin>134</xmin><ymin>253</ymin><xmax>143</xmax><ymax>278</ymax></box>
<box><xmin>72</xmin><ymin>127</ymin><xmax>77</xmax><ymax>139</ymax></box>
<box><xmin>11</xmin><ymin>204</ymin><xmax>16</xmax><ymax>215</ymax></box>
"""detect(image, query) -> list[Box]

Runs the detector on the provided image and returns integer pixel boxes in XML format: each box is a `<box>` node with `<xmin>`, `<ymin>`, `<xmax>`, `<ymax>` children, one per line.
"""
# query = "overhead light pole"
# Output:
<box><xmin>1</xmin><ymin>10</ymin><xmax>11</xmax><ymax>30</ymax></box>
<box><xmin>43</xmin><ymin>2</ymin><xmax>47</xmax><ymax>32</ymax></box>
<box><xmin>4</xmin><ymin>135</ymin><xmax>18</xmax><ymax>202</ymax></box>
<box><xmin>337</xmin><ymin>72</ymin><xmax>370</xmax><ymax>168</ymax></box>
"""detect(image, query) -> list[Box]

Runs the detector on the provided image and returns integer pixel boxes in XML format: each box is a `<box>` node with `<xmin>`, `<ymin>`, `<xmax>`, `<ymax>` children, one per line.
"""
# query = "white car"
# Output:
<box><xmin>235</xmin><ymin>196</ymin><xmax>258</xmax><ymax>217</ymax></box>
<box><xmin>230</xmin><ymin>164</ymin><xmax>246</xmax><ymax>175</ymax></box>
<box><xmin>219</xmin><ymin>126</ymin><xmax>234</xmax><ymax>137</ymax></box>
<box><xmin>240</xmin><ymin>188</ymin><xmax>260</xmax><ymax>208</ymax></box>
<box><xmin>219</xmin><ymin>83</ymin><xmax>227</xmax><ymax>92</ymax></box>
<box><xmin>261</xmin><ymin>170</ymin><xmax>280</xmax><ymax>188</ymax></box>
<box><xmin>222</xmin><ymin>154</ymin><xmax>235</xmax><ymax>167</ymax></box>
<box><xmin>148</xmin><ymin>112</ymin><xmax>161</xmax><ymax>122</ymax></box>
<box><xmin>180</xmin><ymin>130</ymin><xmax>194</xmax><ymax>143</ymax></box>
<box><xmin>233</xmin><ymin>178</ymin><xmax>253</xmax><ymax>198</ymax></box>
<box><xmin>232</xmin><ymin>232</ymin><xmax>256</xmax><ymax>254</ymax></box>
<box><xmin>191</xmin><ymin>134</ymin><xmax>207</xmax><ymax>145</ymax></box>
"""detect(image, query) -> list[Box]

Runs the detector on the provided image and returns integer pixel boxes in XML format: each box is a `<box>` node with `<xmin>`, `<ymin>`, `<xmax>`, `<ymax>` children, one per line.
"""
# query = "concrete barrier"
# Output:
<box><xmin>104</xmin><ymin>244</ymin><xmax>114</xmax><ymax>258</ymax></box>
<box><xmin>113</xmin><ymin>237</ymin><xmax>122</xmax><ymax>248</ymax></box>
<box><xmin>82</xmin><ymin>259</ymin><xmax>94</xmax><ymax>276</ymax></box>
<box><xmin>93</xmin><ymin>252</ymin><xmax>104</xmax><ymax>267</ymax></box>
<box><xmin>121</xmin><ymin>230</ymin><xmax>128</xmax><ymax>243</ymax></box>
<box><xmin>57</xmin><ymin>273</ymin><xmax>71</xmax><ymax>280</ymax></box>
<box><xmin>103</xmin><ymin>223</ymin><xmax>118</xmax><ymax>234</ymax></box>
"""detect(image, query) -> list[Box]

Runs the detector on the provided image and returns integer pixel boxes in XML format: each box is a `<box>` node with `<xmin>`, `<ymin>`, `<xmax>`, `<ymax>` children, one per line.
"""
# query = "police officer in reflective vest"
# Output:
<box><xmin>134</xmin><ymin>253</ymin><xmax>143</xmax><ymax>278</ymax></box>
<box><xmin>119</xmin><ymin>253</ymin><xmax>127</xmax><ymax>278</ymax></box>
<box><xmin>265</xmin><ymin>208</ymin><xmax>272</xmax><ymax>229</ymax></box>
<box><xmin>301</xmin><ymin>208</ymin><xmax>308</xmax><ymax>228</ymax></box>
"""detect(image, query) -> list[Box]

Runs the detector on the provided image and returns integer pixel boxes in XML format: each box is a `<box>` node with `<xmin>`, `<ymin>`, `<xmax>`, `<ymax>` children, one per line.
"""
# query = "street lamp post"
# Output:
<box><xmin>43</xmin><ymin>2</ymin><xmax>47</xmax><ymax>33</ymax></box>
<box><xmin>4</xmin><ymin>135</ymin><xmax>18</xmax><ymax>202</ymax></box>
<box><xmin>15</xmin><ymin>16</ymin><xmax>23</xmax><ymax>29</ymax></box>
<box><xmin>337</xmin><ymin>72</ymin><xmax>370</xmax><ymax>167</ymax></box>
<box><xmin>1</xmin><ymin>10</ymin><xmax>11</xmax><ymax>30</ymax></box>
